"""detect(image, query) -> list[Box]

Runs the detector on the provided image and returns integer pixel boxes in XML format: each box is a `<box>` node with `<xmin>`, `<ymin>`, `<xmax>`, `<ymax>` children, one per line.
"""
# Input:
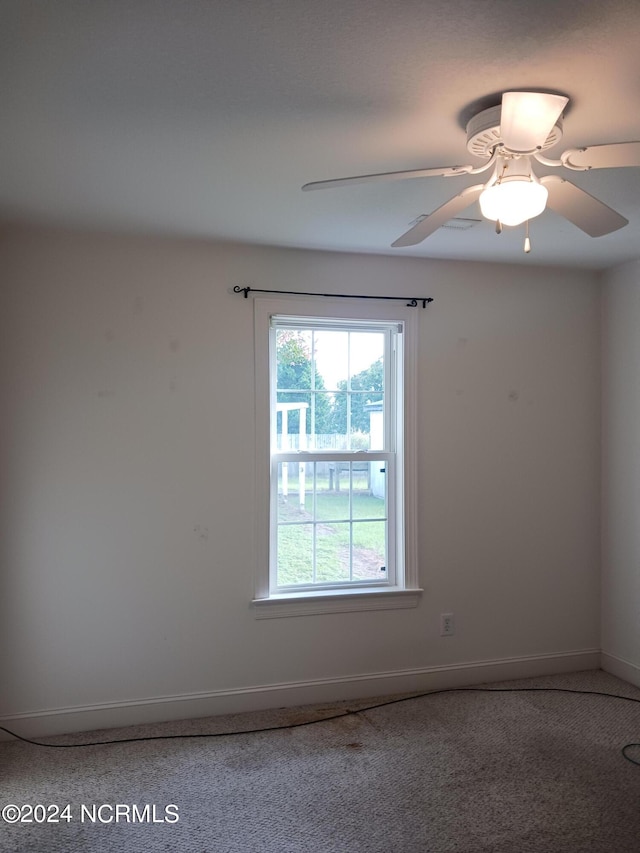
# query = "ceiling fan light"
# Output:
<box><xmin>479</xmin><ymin>178</ymin><xmax>548</xmax><ymax>227</ymax></box>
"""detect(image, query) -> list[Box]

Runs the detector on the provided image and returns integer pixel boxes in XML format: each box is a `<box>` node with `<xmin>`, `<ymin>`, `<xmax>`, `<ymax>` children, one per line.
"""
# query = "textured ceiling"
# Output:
<box><xmin>1</xmin><ymin>0</ymin><xmax>640</xmax><ymax>268</ymax></box>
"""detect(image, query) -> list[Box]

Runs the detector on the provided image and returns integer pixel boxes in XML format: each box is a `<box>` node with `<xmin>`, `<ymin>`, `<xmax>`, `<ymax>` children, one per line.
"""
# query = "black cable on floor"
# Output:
<box><xmin>1</xmin><ymin>686</ymin><xmax>639</xmax><ymax>765</ymax></box>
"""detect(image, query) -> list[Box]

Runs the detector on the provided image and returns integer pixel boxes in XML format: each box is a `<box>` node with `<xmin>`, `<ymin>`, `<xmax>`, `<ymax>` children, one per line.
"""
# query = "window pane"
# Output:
<box><xmin>277</xmin><ymin>464</ymin><xmax>309</xmax><ymax>522</ymax></box>
<box><xmin>352</xmin><ymin>466</ymin><xmax>386</xmax><ymax>519</ymax></box>
<box><xmin>329</xmin><ymin>394</ymin><xmax>385</xmax><ymax>450</ymax></box>
<box><xmin>308</xmin><ymin>461</ymin><xmax>332</xmax><ymax>497</ymax></box>
<box><xmin>364</xmin><ymin>398</ymin><xmax>384</xmax><ymax>451</ymax></box>
<box><xmin>315</xmin><ymin>478</ymin><xmax>350</xmax><ymax>522</ymax></box>
<box><xmin>349</xmin><ymin>332</ymin><xmax>385</xmax><ymax>381</ymax></box>
<box><xmin>313</xmin><ymin>330</ymin><xmax>348</xmax><ymax>391</ymax></box>
<box><xmin>352</xmin><ymin>521</ymin><xmax>386</xmax><ymax>581</ymax></box>
<box><xmin>277</xmin><ymin>523</ymin><xmax>313</xmax><ymax>586</ymax></box>
<box><xmin>275</xmin><ymin>393</ymin><xmax>310</xmax><ymax>450</ymax></box>
<box><xmin>276</xmin><ymin>330</ymin><xmax>313</xmax><ymax>390</ymax></box>
<box><xmin>315</xmin><ymin>523</ymin><xmax>351</xmax><ymax>583</ymax></box>
<box><xmin>308</xmin><ymin>392</ymin><xmax>335</xmax><ymax>449</ymax></box>
<box><xmin>349</xmin><ymin>460</ymin><xmax>371</xmax><ymax>493</ymax></box>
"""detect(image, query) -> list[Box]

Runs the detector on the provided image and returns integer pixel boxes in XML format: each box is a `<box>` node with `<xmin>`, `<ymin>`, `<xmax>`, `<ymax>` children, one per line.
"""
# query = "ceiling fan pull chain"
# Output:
<box><xmin>524</xmin><ymin>220</ymin><xmax>532</xmax><ymax>254</ymax></box>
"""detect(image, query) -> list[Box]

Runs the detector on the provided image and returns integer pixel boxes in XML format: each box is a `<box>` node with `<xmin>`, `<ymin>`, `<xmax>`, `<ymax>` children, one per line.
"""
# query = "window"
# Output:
<box><xmin>253</xmin><ymin>298</ymin><xmax>421</xmax><ymax>617</ymax></box>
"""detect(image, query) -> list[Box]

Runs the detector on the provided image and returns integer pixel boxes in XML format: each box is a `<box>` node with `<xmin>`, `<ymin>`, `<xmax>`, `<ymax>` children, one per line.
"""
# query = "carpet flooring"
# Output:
<box><xmin>2</xmin><ymin>669</ymin><xmax>640</xmax><ymax>852</ymax></box>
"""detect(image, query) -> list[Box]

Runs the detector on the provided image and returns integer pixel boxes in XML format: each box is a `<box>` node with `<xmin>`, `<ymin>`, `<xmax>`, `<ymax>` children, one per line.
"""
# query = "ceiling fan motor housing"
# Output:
<box><xmin>466</xmin><ymin>105</ymin><xmax>564</xmax><ymax>157</ymax></box>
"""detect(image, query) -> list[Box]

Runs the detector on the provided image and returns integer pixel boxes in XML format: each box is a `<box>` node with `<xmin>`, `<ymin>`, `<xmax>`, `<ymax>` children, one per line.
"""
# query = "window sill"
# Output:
<box><xmin>252</xmin><ymin>587</ymin><xmax>423</xmax><ymax>619</ymax></box>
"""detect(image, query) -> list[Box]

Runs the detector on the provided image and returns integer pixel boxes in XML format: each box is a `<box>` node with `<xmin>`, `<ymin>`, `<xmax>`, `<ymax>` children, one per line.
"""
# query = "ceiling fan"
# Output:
<box><xmin>302</xmin><ymin>91</ymin><xmax>640</xmax><ymax>252</ymax></box>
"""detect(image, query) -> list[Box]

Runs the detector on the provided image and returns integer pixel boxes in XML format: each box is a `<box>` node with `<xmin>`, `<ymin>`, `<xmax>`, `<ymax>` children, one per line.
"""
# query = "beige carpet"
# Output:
<box><xmin>2</xmin><ymin>669</ymin><xmax>640</xmax><ymax>852</ymax></box>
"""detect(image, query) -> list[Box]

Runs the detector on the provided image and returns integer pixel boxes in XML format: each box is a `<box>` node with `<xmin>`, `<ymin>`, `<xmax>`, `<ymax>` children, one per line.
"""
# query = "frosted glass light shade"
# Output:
<box><xmin>479</xmin><ymin>179</ymin><xmax>548</xmax><ymax>227</ymax></box>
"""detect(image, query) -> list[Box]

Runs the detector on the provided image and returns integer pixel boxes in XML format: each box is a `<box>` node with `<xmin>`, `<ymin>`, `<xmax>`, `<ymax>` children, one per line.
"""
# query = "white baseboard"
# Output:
<box><xmin>601</xmin><ymin>651</ymin><xmax>640</xmax><ymax>688</ymax></box>
<box><xmin>0</xmin><ymin>648</ymin><xmax>600</xmax><ymax>740</ymax></box>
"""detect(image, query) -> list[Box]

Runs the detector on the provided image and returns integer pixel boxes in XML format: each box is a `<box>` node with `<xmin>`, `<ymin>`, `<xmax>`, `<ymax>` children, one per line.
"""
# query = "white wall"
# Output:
<box><xmin>0</xmin><ymin>225</ymin><xmax>601</xmax><ymax>734</ymax></box>
<box><xmin>601</xmin><ymin>259</ymin><xmax>640</xmax><ymax>686</ymax></box>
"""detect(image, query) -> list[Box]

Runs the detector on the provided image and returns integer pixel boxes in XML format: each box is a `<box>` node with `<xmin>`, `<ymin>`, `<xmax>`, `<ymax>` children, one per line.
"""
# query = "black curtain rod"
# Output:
<box><xmin>233</xmin><ymin>286</ymin><xmax>433</xmax><ymax>309</ymax></box>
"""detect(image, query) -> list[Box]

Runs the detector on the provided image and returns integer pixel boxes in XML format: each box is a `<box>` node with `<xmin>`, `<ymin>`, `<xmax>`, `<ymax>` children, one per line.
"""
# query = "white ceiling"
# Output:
<box><xmin>2</xmin><ymin>0</ymin><xmax>640</xmax><ymax>269</ymax></box>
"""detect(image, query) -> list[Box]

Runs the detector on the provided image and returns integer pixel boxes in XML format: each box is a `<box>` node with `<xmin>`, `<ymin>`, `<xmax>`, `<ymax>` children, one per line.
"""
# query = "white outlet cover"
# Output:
<box><xmin>440</xmin><ymin>613</ymin><xmax>455</xmax><ymax>636</ymax></box>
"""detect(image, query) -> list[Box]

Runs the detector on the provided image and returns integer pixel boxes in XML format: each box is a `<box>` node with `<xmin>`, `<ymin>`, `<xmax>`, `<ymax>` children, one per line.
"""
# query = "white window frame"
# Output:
<box><xmin>252</xmin><ymin>297</ymin><xmax>422</xmax><ymax>618</ymax></box>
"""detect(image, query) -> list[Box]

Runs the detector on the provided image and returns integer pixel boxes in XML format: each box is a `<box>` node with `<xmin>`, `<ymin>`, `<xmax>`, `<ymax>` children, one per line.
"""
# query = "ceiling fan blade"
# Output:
<box><xmin>500</xmin><ymin>91</ymin><xmax>569</xmax><ymax>153</ymax></box>
<box><xmin>391</xmin><ymin>184</ymin><xmax>484</xmax><ymax>247</ymax></box>
<box><xmin>302</xmin><ymin>164</ymin><xmax>473</xmax><ymax>191</ymax></box>
<box><xmin>540</xmin><ymin>175</ymin><xmax>628</xmax><ymax>237</ymax></box>
<box><xmin>562</xmin><ymin>141</ymin><xmax>640</xmax><ymax>170</ymax></box>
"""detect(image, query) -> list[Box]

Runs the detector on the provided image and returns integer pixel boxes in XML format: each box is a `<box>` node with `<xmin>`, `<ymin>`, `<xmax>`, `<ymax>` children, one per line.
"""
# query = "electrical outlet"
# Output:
<box><xmin>440</xmin><ymin>612</ymin><xmax>455</xmax><ymax>637</ymax></box>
